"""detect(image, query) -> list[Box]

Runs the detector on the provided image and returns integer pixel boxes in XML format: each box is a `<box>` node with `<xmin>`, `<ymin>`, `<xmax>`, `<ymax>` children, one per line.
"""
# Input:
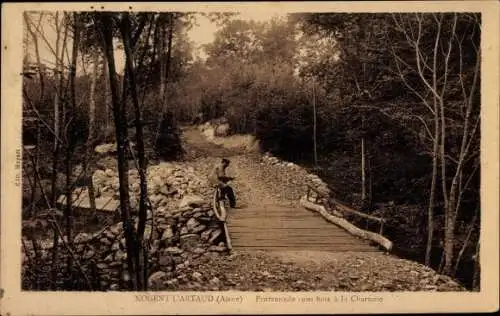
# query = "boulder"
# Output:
<box><xmin>148</xmin><ymin>271</ymin><xmax>168</xmax><ymax>289</ymax></box>
<box><xmin>109</xmin><ymin>283</ymin><xmax>119</xmax><ymax>291</ymax></box>
<box><xmin>192</xmin><ymin>271</ymin><xmax>203</xmax><ymax>282</ymax></box>
<box><xmin>208</xmin><ymin>245</ymin><xmax>226</xmax><ymax>252</ymax></box>
<box><xmin>180</xmin><ymin>234</ymin><xmax>201</xmax><ymax>251</ymax></box>
<box><xmin>180</xmin><ymin>227</ymin><xmax>189</xmax><ymax>235</ymax></box>
<box><xmin>186</xmin><ymin>218</ymin><xmax>201</xmax><ymax>232</ymax></box>
<box><xmin>74</xmin><ymin>233</ymin><xmax>90</xmax><ymax>244</ymax></box>
<box><xmin>83</xmin><ymin>250</ymin><xmax>96</xmax><ymax>260</ymax></box>
<box><xmin>95</xmin><ymin>143</ymin><xmax>117</xmax><ymax>154</ymax></box>
<box><xmin>209</xmin><ymin>229</ymin><xmax>223</xmax><ymax>244</ymax></box>
<box><xmin>214</xmin><ymin>123</ymin><xmax>230</xmax><ymax>137</ymax></box>
<box><xmin>165</xmin><ymin>247</ymin><xmax>183</xmax><ymax>255</ymax></box>
<box><xmin>159</xmin><ymin>254</ymin><xmax>174</xmax><ymax>268</ymax></box>
<box><xmin>203</xmin><ymin>127</ymin><xmax>215</xmax><ymax>141</ymax></box>
<box><xmin>161</xmin><ymin>227</ymin><xmax>174</xmax><ymax>242</ymax></box>
<box><xmin>201</xmin><ymin>229</ymin><xmax>212</xmax><ymax>241</ymax></box>
<box><xmin>92</xmin><ymin>170</ymin><xmax>107</xmax><ymax>186</ymax></box>
<box><xmin>179</xmin><ymin>195</ymin><xmax>205</xmax><ymax>208</ymax></box>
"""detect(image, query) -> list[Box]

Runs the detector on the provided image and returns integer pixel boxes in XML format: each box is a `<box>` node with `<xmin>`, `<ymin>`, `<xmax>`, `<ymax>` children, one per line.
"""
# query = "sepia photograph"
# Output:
<box><xmin>1</xmin><ymin>1</ymin><xmax>499</xmax><ymax>315</ymax></box>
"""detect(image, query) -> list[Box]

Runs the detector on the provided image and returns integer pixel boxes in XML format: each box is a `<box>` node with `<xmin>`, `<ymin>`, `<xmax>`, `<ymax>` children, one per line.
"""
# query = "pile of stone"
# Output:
<box><xmin>22</xmin><ymin>200</ymin><xmax>229</xmax><ymax>291</ymax></box>
<box><xmin>91</xmin><ymin>162</ymin><xmax>210</xmax><ymax>213</ymax></box>
<box><xmin>261</xmin><ymin>152</ymin><xmax>330</xmax><ymax>195</ymax></box>
<box><xmin>24</xmin><ymin>155</ymin><xmax>232</xmax><ymax>290</ymax></box>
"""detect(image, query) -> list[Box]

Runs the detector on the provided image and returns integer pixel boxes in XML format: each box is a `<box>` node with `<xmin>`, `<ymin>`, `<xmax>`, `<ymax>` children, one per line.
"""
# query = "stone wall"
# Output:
<box><xmin>22</xmin><ymin>202</ymin><xmax>228</xmax><ymax>291</ymax></box>
<box><xmin>22</xmin><ymin>158</ymin><xmax>228</xmax><ymax>291</ymax></box>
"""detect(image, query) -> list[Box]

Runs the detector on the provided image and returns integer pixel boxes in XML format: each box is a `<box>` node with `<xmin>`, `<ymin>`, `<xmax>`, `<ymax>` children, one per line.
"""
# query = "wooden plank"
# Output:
<box><xmin>231</xmin><ymin>244</ymin><xmax>377</xmax><ymax>249</ymax></box>
<box><xmin>226</xmin><ymin>202</ymin><xmax>380</xmax><ymax>253</ymax></box>
<box><xmin>232</xmin><ymin>246</ymin><xmax>379</xmax><ymax>251</ymax></box>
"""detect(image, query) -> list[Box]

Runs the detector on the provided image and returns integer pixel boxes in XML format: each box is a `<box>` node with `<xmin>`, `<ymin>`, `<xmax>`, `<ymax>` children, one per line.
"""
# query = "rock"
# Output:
<box><xmin>160</xmin><ymin>187</ymin><xmax>177</xmax><ymax>197</ymax></box>
<box><xmin>186</xmin><ymin>218</ymin><xmax>202</xmax><ymax>232</ymax></box>
<box><xmin>191</xmin><ymin>247</ymin><xmax>206</xmax><ymax>255</ymax></box>
<box><xmin>192</xmin><ymin>271</ymin><xmax>203</xmax><ymax>281</ymax></box>
<box><xmin>214</xmin><ymin>123</ymin><xmax>230</xmax><ymax>137</ymax></box>
<box><xmin>192</xmin><ymin>212</ymin><xmax>203</xmax><ymax>218</ymax></box>
<box><xmin>111</xmin><ymin>242</ymin><xmax>120</xmax><ymax>252</ymax></box>
<box><xmin>208</xmin><ymin>245</ymin><xmax>226</xmax><ymax>252</ymax></box>
<box><xmin>159</xmin><ymin>255</ymin><xmax>174</xmax><ymax>268</ymax></box>
<box><xmin>151</xmin><ymin>176</ymin><xmax>163</xmax><ymax>187</ymax></box>
<box><xmin>148</xmin><ymin>271</ymin><xmax>167</xmax><ymax>289</ymax></box>
<box><xmin>95</xmin><ymin>143</ymin><xmax>117</xmax><ymax>154</ymax></box>
<box><xmin>180</xmin><ymin>234</ymin><xmax>201</xmax><ymax>251</ymax></box>
<box><xmin>74</xmin><ymin>233</ymin><xmax>90</xmax><ymax>244</ymax></box>
<box><xmin>149</xmin><ymin>194</ymin><xmax>165</xmax><ymax>206</ymax></box>
<box><xmin>109</xmin><ymin>224</ymin><xmax>121</xmax><ymax>235</ymax></box>
<box><xmin>100</xmin><ymin>237</ymin><xmax>112</xmax><ymax>246</ymax></box>
<box><xmin>92</xmin><ymin>170</ymin><xmax>107</xmax><ymax>186</ymax></box>
<box><xmin>166</xmin><ymin>278</ymin><xmax>179</xmax><ymax>287</ymax></box>
<box><xmin>209</xmin><ymin>277</ymin><xmax>220</xmax><ymax>286</ymax></box>
<box><xmin>97</xmin><ymin>263</ymin><xmax>108</xmax><ymax>269</ymax></box>
<box><xmin>179</xmin><ymin>195</ymin><xmax>205</xmax><ymax>208</ymax></box>
<box><xmin>209</xmin><ymin>229</ymin><xmax>222</xmax><ymax>244</ymax></box>
<box><xmin>165</xmin><ymin>247</ymin><xmax>183</xmax><ymax>255</ymax></box>
<box><xmin>115</xmin><ymin>249</ymin><xmax>127</xmax><ymax>262</ymax></box>
<box><xmin>193</xmin><ymin>224</ymin><xmax>206</xmax><ymax>234</ymax></box>
<box><xmin>120</xmin><ymin>238</ymin><xmax>126</xmax><ymax>249</ymax></box>
<box><xmin>201</xmin><ymin>229</ymin><xmax>212</xmax><ymax>241</ymax></box>
<box><xmin>109</xmin><ymin>283</ymin><xmax>119</xmax><ymax>291</ymax></box>
<box><xmin>121</xmin><ymin>271</ymin><xmax>131</xmax><ymax>283</ymax></box>
<box><xmin>104</xmin><ymin>230</ymin><xmax>116</xmax><ymax>240</ymax></box>
<box><xmin>105</xmin><ymin>168</ymin><xmax>115</xmax><ymax>177</ymax></box>
<box><xmin>104</xmin><ymin>253</ymin><xmax>114</xmax><ymax>262</ymax></box>
<box><xmin>83</xmin><ymin>250</ymin><xmax>95</xmax><ymax>260</ymax></box>
<box><xmin>161</xmin><ymin>227</ymin><xmax>174</xmax><ymax>242</ymax></box>
<box><xmin>180</xmin><ymin>227</ymin><xmax>189</xmax><ymax>235</ymax></box>
<box><xmin>144</xmin><ymin>226</ymin><xmax>152</xmax><ymax>241</ymax></box>
<box><xmin>150</xmin><ymin>240</ymin><xmax>160</xmax><ymax>255</ymax></box>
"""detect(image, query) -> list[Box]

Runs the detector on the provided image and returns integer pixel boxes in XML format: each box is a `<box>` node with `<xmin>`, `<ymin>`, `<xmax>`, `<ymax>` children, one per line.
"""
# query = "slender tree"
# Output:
<box><xmin>120</xmin><ymin>12</ymin><xmax>149</xmax><ymax>290</ymax></box>
<box><xmin>97</xmin><ymin>12</ymin><xmax>137</xmax><ymax>290</ymax></box>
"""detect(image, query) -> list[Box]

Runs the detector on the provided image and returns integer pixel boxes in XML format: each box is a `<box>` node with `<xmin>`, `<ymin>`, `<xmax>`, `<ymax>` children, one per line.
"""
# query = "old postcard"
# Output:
<box><xmin>1</xmin><ymin>1</ymin><xmax>499</xmax><ymax>314</ymax></box>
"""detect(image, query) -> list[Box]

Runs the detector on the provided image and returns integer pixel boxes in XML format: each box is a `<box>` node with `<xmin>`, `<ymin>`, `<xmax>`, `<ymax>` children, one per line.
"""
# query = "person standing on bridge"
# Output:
<box><xmin>208</xmin><ymin>158</ymin><xmax>238</xmax><ymax>208</ymax></box>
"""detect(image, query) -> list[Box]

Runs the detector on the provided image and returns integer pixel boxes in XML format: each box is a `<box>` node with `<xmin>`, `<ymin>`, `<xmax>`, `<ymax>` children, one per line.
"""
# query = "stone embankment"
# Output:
<box><xmin>22</xmin><ymin>156</ymin><xmax>229</xmax><ymax>291</ymax></box>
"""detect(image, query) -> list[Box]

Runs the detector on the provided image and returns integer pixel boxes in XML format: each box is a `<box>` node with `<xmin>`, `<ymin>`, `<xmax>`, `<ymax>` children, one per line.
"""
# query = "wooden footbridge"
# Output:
<box><xmin>224</xmin><ymin>186</ymin><xmax>392</xmax><ymax>253</ymax></box>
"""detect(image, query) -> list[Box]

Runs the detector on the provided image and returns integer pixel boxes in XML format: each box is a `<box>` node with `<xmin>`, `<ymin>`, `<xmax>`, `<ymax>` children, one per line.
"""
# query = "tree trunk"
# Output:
<box><xmin>64</xmin><ymin>13</ymin><xmax>81</xmax><ymax>279</ymax></box>
<box><xmin>163</xmin><ymin>15</ymin><xmax>174</xmax><ymax>110</ymax></box>
<box><xmin>472</xmin><ymin>239</ymin><xmax>480</xmax><ymax>291</ymax></box>
<box><xmin>99</xmin><ymin>12</ymin><xmax>137</xmax><ymax>291</ymax></box>
<box><xmin>120</xmin><ymin>13</ymin><xmax>149</xmax><ymax>291</ymax></box>
<box><xmin>312</xmin><ymin>78</ymin><xmax>318</xmax><ymax>166</ymax></box>
<box><xmin>361</xmin><ymin>137</ymin><xmax>366</xmax><ymax>202</ymax></box>
<box><xmin>158</xmin><ymin>17</ymin><xmax>166</xmax><ymax>104</ymax></box>
<box><xmin>452</xmin><ymin>206</ymin><xmax>478</xmax><ymax>276</ymax></box>
<box><xmin>85</xmin><ymin>50</ymin><xmax>99</xmax><ymax>219</ymax></box>
<box><xmin>51</xmin><ymin>14</ymin><xmax>68</xmax><ymax>289</ymax></box>
<box><xmin>368</xmin><ymin>153</ymin><xmax>372</xmax><ymax>207</ymax></box>
<box><xmin>442</xmin><ymin>49</ymin><xmax>480</xmax><ymax>276</ymax></box>
<box><xmin>155</xmin><ymin>14</ymin><xmax>175</xmax><ymax>143</ymax></box>
<box><xmin>24</xmin><ymin>13</ymin><xmax>45</xmax><ymax>102</ymax></box>
<box><xmin>30</xmin><ymin>122</ymin><xmax>41</xmax><ymax>217</ymax></box>
<box><xmin>425</xmin><ymin>117</ymin><xmax>439</xmax><ymax>266</ymax></box>
<box><xmin>51</xmin><ymin>13</ymin><xmax>69</xmax><ymax>207</ymax></box>
<box><xmin>300</xmin><ymin>196</ymin><xmax>393</xmax><ymax>251</ymax></box>
<box><xmin>103</xmin><ymin>55</ymin><xmax>111</xmax><ymax>131</ymax></box>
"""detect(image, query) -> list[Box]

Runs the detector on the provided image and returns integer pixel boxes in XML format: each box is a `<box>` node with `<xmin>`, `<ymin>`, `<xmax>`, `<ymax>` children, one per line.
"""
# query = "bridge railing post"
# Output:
<box><xmin>379</xmin><ymin>220</ymin><xmax>385</xmax><ymax>236</ymax></box>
